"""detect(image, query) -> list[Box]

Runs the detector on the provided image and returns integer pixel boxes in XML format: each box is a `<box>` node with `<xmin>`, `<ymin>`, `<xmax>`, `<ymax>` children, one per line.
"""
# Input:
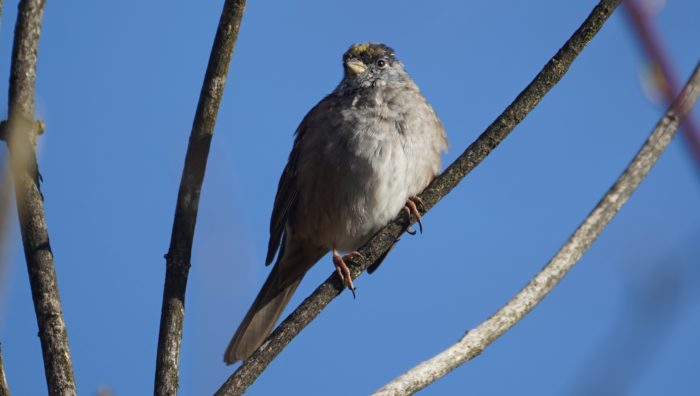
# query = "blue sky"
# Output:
<box><xmin>1</xmin><ymin>0</ymin><xmax>699</xmax><ymax>395</ymax></box>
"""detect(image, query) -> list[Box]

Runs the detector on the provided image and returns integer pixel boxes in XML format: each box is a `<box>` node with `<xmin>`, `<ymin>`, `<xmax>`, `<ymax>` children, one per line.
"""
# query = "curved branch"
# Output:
<box><xmin>373</xmin><ymin>62</ymin><xmax>700</xmax><ymax>396</ymax></box>
<box><xmin>215</xmin><ymin>0</ymin><xmax>623</xmax><ymax>394</ymax></box>
<box><xmin>3</xmin><ymin>1</ymin><xmax>78</xmax><ymax>395</ymax></box>
<box><xmin>153</xmin><ymin>1</ymin><xmax>247</xmax><ymax>395</ymax></box>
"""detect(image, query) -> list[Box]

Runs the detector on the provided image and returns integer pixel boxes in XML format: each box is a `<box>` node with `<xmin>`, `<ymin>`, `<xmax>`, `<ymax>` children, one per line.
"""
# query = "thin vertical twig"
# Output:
<box><xmin>153</xmin><ymin>1</ymin><xmax>247</xmax><ymax>395</ymax></box>
<box><xmin>215</xmin><ymin>0</ymin><xmax>623</xmax><ymax>394</ymax></box>
<box><xmin>2</xmin><ymin>0</ymin><xmax>77</xmax><ymax>395</ymax></box>
<box><xmin>374</xmin><ymin>63</ymin><xmax>700</xmax><ymax>396</ymax></box>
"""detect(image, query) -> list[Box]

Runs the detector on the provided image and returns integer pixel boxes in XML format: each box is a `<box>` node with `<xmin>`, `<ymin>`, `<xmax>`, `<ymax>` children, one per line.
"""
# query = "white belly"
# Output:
<box><xmin>294</xmin><ymin>127</ymin><xmax>414</xmax><ymax>252</ymax></box>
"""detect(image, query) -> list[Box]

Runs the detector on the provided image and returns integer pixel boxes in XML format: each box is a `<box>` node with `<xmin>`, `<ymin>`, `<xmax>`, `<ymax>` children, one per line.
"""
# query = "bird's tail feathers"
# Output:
<box><xmin>224</xmin><ymin>241</ymin><xmax>325</xmax><ymax>364</ymax></box>
<box><xmin>224</xmin><ymin>265</ymin><xmax>303</xmax><ymax>364</ymax></box>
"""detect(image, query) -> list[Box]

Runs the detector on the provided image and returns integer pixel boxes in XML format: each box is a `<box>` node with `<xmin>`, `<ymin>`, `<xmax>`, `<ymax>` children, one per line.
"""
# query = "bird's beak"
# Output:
<box><xmin>344</xmin><ymin>59</ymin><xmax>367</xmax><ymax>75</ymax></box>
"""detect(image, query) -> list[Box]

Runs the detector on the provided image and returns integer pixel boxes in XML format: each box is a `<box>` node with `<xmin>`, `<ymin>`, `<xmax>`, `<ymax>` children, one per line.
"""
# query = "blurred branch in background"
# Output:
<box><xmin>623</xmin><ymin>0</ymin><xmax>700</xmax><ymax>167</ymax></box>
<box><xmin>0</xmin><ymin>0</ymin><xmax>7</xmax><ymax>301</ymax></box>
<box><xmin>95</xmin><ymin>385</ymin><xmax>113</xmax><ymax>396</ymax></box>
<box><xmin>568</xmin><ymin>247</ymin><xmax>700</xmax><ymax>396</ymax></box>
<box><xmin>0</xmin><ymin>162</ymin><xmax>12</xmax><ymax>295</ymax></box>
<box><xmin>0</xmin><ymin>162</ymin><xmax>12</xmax><ymax>361</ymax></box>
<box><xmin>1</xmin><ymin>0</ymin><xmax>77</xmax><ymax>394</ymax></box>
<box><xmin>1</xmin><ymin>0</ymin><xmax>16</xmax><ymax>385</ymax></box>
<box><xmin>562</xmin><ymin>3</ymin><xmax>700</xmax><ymax>394</ymax></box>
<box><xmin>374</xmin><ymin>63</ymin><xmax>700</xmax><ymax>396</ymax></box>
<box><xmin>216</xmin><ymin>0</ymin><xmax>623</xmax><ymax>394</ymax></box>
<box><xmin>0</xmin><ymin>342</ymin><xmax>9</xmax><ymax>396</ymax></box>
<box><xmin>0</xmin><ymin>0</ymin><xmax>6</xmax><ymax>320</ymax></box>
<box><xmin>1</xmin><ymin>1</ymin><xmax>13</xmax><ymax>389</ymax></box>
<box><xmin>153</xmin><ymin>1</ymin><xmax>247</xmax><ymax>395</ymax></box>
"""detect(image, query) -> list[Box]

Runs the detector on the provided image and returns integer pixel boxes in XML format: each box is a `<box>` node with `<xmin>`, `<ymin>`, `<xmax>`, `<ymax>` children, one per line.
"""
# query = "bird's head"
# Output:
<box><xmin>341</xmin><ymin>42</ymin><xmax>407</xmax><ymax>88</ymax></box>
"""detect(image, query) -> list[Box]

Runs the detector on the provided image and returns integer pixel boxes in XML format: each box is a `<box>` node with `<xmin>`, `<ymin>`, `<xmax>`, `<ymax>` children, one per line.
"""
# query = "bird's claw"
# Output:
<box><xmin>403</xmin><ymin>196</ymin><xmax>424</xmax><ymax>234</ymax></box>
<box><xmin>333</xmin><ymin>250</ymin><xmax>364</xmax><ymax>298</ymax></box>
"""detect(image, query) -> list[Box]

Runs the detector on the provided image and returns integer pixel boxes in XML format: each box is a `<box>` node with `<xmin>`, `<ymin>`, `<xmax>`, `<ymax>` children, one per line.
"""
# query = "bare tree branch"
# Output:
<box><xmin>215</xmin><ymin>0</ymin><xmax>623</xmax><ymax>394</ymax></box>
<box><xmin>373</xmin><ymin>62</ymin><xmax>700</xmax><ymax>396</ymax></box>
<box><xmin>1</xmin><ymin>0</ymin><xmax>78</xmax><ymax>395</ymax></box>
<box><xmin>0</xmin><ymin>343</ymin><xmax>9</xmax><ymax>396</ymax></box>
<box><xmin>153</xmin><ymin>1</ymin><xmax>247</xmax><ymax>395</ymax></box>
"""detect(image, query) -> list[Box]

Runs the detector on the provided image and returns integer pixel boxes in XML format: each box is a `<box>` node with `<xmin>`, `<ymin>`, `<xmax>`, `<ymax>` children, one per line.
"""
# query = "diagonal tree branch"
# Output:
<box><xmin>622</xmin><ymin>0</ymin><xmax>700</xmax><ymax>169</ymax></box>
<box><xmin>0</xmin><ymin>342</ymin><xmax>9</xmax><ymax>396</ymax></box>
<box><xmin>215</xmin><ymin>0</ymin><xmax>623</xmax><ymax>394</ymax></box>
<box><xmin>374</xmin><ymin>62</ymin><xmax>700</xmax><ymax>396</ymax></box>
<box><xmin>2</xmin><ymin>0</ymin><xmax>78</xmax><ymax>395</ymax></box>
<box><xmin>153</xmin><ymin>1</ymin><xmax>247</xmax><ymax>395</ymax></box>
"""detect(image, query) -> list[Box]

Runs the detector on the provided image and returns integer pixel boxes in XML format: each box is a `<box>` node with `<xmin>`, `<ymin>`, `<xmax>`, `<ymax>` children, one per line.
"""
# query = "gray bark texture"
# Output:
<box><xmin>374</xmin><ymin>63</ymin><xmax>700</xmax><ymax>396</ymax></box>
<box><xmin>153</xmin><ymin>1</ymin><xmax>247</xmax><ymax>395</ymax></box>
<box><xmin>2</xmin><ymin>0</ymin><xmax>78</xmax><ymax>395</ymax></box>
<box><xmin>215</xmin><ymin>0</ymin><xmax>623</xmax><ymax>394</ymax></box>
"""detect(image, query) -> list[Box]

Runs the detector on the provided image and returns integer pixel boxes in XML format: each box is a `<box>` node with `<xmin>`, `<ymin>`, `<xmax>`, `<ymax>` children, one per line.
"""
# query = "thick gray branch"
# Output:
<box><xmin>373</xmin><ymin>63</ymin><xmax>700</xmax><ymax>396</ymax></box>
<box><xmin>215</xmin><ymin>0</ymin><xmax>622</xmax><ymax>394</ymax></box>
<box><xmin>3</xmin><ymin>1</ymin><xmax>78</xmax><ymax>395</ymax></box>
<box><xmin>153</xmin><ymin>1</ymin><xmax>247</xmax><ymax>395</ymax></box>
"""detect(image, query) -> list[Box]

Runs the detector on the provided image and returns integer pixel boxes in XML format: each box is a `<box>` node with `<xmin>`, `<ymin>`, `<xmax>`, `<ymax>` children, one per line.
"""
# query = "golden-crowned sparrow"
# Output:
<box><xmin>224</xmin><ymin>42</ymin><xmax>448</xmax><ymax>363</ymax></box>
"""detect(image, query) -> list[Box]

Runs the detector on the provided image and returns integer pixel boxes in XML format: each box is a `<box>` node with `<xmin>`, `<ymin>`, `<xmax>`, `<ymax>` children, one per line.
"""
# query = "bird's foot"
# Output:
<box><xmin>403</xmin><ymin>196</ymin><xmax>425</xmax><ymax>235</ymax></box>
<box><xmin>332</xmin><ymin>249</ymin><xmax>363</xmax><ymax>298</ymax></box>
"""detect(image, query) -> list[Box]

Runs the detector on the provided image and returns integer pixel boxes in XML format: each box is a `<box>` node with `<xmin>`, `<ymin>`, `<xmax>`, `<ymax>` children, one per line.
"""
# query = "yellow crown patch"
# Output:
<box><xmin>344</xmin><ymin>43</ymin><xmax>394</xmax><ymax>61</ymax></box>
<box><xmin>348</xmin><ymin>43</ymin><xmax>370</xmax><ymax>57</ymax></box>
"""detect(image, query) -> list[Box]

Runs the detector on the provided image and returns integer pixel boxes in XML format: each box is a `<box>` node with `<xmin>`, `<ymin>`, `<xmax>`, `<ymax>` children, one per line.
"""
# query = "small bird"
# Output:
<box><xmin>224</xmin><ymin>42</ymin><xmax>448</xmax><ymax>364</ymax></box>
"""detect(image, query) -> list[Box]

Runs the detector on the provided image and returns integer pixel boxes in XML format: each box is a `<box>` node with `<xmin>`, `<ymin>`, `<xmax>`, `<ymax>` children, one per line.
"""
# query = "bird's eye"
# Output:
<box><xmin>376</xmin><ymin>59</ymin><xmax>387</xmax><ymax>68</ymax></box>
